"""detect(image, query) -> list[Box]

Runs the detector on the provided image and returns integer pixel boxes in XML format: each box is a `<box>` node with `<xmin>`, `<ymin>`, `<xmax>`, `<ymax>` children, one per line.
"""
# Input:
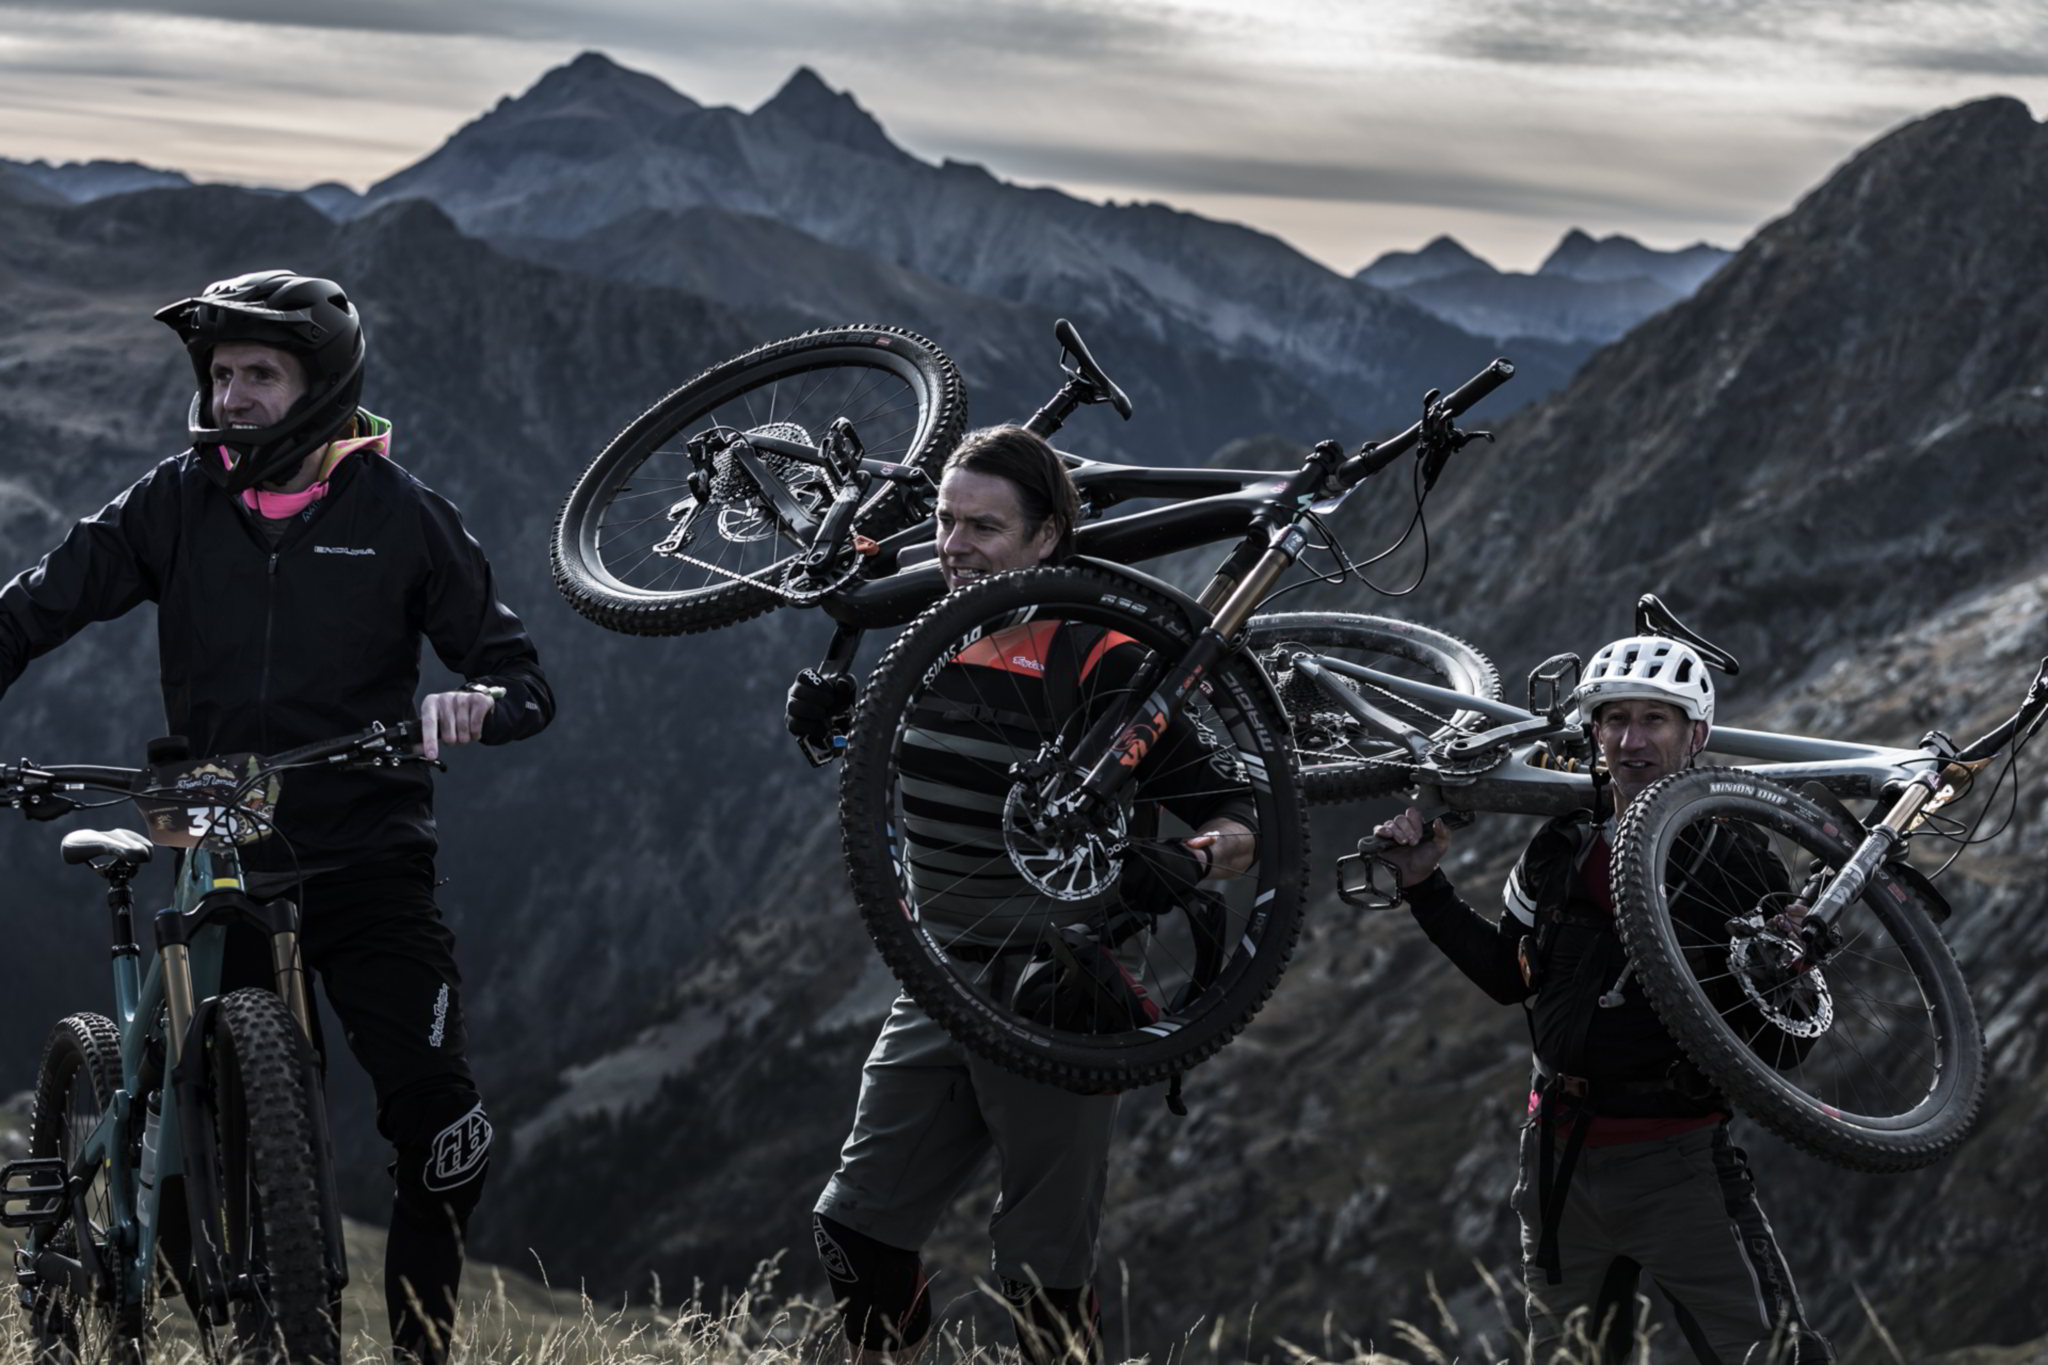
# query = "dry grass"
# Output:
<box><xmin>2</xmin><ymin>1233</ymin><xmax>2041</xmax><ymax>1365</ymax></box>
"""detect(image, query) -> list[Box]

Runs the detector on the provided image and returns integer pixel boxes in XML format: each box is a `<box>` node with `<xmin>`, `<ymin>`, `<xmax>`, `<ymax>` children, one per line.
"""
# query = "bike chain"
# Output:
<box><xmin>1269</xmin><ymin>653</ymin><xmax>1488</xmax><ymax>774</ymax></box>
<box><xmin>653</xmin><ymin>421</ymin><xmax>869</xmax><ymax>605</ymax></box>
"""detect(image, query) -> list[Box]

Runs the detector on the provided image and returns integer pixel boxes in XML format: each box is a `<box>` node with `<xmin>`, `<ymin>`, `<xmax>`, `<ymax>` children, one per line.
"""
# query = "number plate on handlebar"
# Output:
<box><xmin>133</xmin><ymin>753</ymin><xmax>280</xmax><ymax>847</ymax></box>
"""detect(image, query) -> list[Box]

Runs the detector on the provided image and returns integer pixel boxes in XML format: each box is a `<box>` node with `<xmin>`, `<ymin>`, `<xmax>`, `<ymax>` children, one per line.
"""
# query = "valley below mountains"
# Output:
<box><xmin>1</xmin><ymin>54</ymin><xmax>2044</xmax><ymax>1364</ymax></box>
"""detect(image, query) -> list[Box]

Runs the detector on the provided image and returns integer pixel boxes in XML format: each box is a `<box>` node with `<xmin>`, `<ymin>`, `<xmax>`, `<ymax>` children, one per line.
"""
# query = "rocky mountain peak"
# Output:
<box><xmin>513</xmin><ymin>50</ymin><xmax>702</xmax><ymax>124</ymax></box>
<box><xmin>1537</xmin><ymin>227</ymin><xmax>1730</xmax><ymax>294</ymax></box>
<box><xmin>1355</xmin><ymin>234</ymin><xmax>1495</xmax><ymax>290</ymax></box>
<box><xmin>753</xmin><ymin>66</ymin><xmax>903</xmax><ymax>160</ymax></box>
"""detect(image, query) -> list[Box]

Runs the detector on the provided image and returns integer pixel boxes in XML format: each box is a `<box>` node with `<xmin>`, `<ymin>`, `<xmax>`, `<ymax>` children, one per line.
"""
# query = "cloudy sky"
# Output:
<box><xmin>3</xmin><ymin>0</ymin><xmax>2044</xmax><ymax>271</ymax></box>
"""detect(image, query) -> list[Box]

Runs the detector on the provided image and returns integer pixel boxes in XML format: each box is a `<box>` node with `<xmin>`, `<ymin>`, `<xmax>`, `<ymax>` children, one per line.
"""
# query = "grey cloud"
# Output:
<box><xmin>0</xmin><ymin>0</ymin><xmax>569</xmax><ymax>37</ymax></box>
<box><xmin>0</xmin><ymin>0</ymin><xmax>1191</xmax><ymax>65</ymax></box>
<box><xmin>932</xmin><ymin>135</ymin><xmax>1756</xmax><ymax>232</ymax></box>
<box><xmin>1876</xmin><ymin>42</ymin><xmax>2048</xmax><ymax>79</ymax></box>
<box><xmin>1436</xmin><ymin>0</ymin><xmax>2038</xmax><ymax>71</ymax></box>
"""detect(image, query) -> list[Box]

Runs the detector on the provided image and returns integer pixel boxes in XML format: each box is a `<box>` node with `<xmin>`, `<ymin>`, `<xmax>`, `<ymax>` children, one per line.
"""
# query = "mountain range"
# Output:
<box><xmin>1356</xmin><ymin>230</ymin><xmax>1733</xmax><ymax>343</ymax></box>
<box><xmin>1</xmin><ymin>53</ymin><xmax>2043</xmax><ymax>1364</ymax></box>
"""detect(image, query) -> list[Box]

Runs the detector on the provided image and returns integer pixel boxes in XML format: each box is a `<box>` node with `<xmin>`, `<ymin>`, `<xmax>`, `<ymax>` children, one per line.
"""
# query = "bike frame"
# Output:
<box><xmin>7</xmin><ymin>726</ymin><xmax>418</xmax><ymax>1333</ymax></box>
<box><xmin>1306</xmin><ymin>647</ymin><xmax>2048</xmax><ymax>906</ymax></box>
<box><xmin>21</xmin><ymin>829</ymin><xmax>345</xmax><ymax>1326</ymax></box>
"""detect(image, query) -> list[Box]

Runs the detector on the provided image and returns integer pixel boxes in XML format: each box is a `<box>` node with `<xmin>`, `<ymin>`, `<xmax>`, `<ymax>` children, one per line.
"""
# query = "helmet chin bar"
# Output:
<box><xmin>187</xmin><ymin>368</ymin><xmax>360</xmax><ymax>495</ymax></box>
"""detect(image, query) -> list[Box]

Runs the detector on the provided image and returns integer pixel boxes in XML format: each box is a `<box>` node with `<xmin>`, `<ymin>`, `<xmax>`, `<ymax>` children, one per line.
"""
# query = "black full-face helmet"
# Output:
<box><xmin>154</xmin><ymin>269</ymin><xmax>366</xmax><ymax>493</ymax></box>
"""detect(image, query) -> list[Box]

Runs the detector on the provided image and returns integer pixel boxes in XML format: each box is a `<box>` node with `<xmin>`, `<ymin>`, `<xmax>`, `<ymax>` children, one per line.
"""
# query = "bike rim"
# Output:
<box><xmin>573</xmin><ymin>347</ymin><xmax>941</xmax><ymax>601</ymax></box>
<box><xmin>1635</xmin><ymin>791</ymin><xmax>1971</xmax><ymax>1133</ymax></box>
<box><xmin>858</xmin><ymin>583</ymin><xmax>1304</xmax><ymax>1084</ymax></box>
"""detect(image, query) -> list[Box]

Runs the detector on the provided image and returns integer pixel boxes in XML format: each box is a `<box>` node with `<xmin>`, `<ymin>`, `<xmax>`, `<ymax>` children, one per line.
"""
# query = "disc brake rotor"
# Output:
<box><xmin>1002</xmin><ymin>771</ymin><xmax>1130</xmax><ymax>902</ymax></box>
<box><xmin>1728</xmin><ymin>913</ymin><xmax>1835</xmax><ymax>1038</ymax></box>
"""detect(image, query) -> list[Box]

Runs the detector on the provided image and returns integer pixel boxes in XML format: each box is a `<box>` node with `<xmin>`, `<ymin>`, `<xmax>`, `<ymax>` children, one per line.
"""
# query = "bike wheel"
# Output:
<box><xmin>26</xmin><ymin>1012</ymin><xmax>139</xmax><ymax>1365</ymax></box>
<box><xmin>1244</xmin><ymin>612</ymin><xmax>1501</xmax><ymax>803</ymax></box>
<box><xmin>840</xmin><ymin>564</ymin><xmax>1309</xmax><ymax>1092</ymax></box>
<box><xmin>204</xmin><ymin>989</ymin><xmax>339</xmax><ymax>1365</ymax></box>
<box><xmin>1612</xmin><ymin>768</ymin><xmax>1984</xmax><ymax>1171</ymax></box>
<box><xmin>553</xmin><ymin>325</ymin><xmax>967</xmax><ymax>635</ymax></box>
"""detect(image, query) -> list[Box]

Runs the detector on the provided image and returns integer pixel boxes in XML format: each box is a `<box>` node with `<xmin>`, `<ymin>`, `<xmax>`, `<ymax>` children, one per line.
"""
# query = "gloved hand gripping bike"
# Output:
<box><xmin>1310</xmin><ymin>594</ymin><xmax>2048</xmax><ymax>1171</ymax></box>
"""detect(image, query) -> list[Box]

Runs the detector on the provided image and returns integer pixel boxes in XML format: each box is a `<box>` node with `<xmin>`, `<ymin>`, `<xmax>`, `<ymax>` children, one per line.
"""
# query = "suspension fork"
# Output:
<box><xmin>1074</xmin><ymin>444</ymin><xmax>1342</xmax><ymax>805</ymax></box>
<box><xmin>1799</xmin><ymin>766</ymin><xmax>1949</xmax><ymax>931</ymax></box>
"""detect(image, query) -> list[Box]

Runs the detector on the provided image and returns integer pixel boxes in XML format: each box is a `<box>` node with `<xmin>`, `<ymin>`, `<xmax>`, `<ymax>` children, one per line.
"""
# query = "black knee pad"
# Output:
<box><xmin>388</xmin><ymin>1085</ymin><xmax>492</xmax><ymax>1220</ymax></box>
<box><xmin>813</xmin><ymin>1214</ymin><xmax>931</xmax><ymax>1351</ymax></box>
<box><xmin>999</xmin><ymin>1278</ymin><xmax>1101</xmax><ymax>1365</ymax></box>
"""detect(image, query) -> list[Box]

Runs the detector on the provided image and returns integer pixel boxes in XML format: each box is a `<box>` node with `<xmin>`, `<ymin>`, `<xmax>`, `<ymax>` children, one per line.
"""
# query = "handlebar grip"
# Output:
<box><xmin>1438</xmin><ymin>358</ymin><xmax>1515</xmax><ymax>418</ymax></box>
<box><xmin>1339</xmin><ymin>359</ymin><xmax>1516</xmax><ymax>486</ymax></box>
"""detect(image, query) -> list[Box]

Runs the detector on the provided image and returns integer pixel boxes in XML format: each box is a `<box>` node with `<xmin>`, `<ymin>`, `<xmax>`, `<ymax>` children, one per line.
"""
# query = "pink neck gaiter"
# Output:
<box><xmin>224</xmin><ymin>427</ymin><xmax>392</xmax><ymax>519</ymax></box>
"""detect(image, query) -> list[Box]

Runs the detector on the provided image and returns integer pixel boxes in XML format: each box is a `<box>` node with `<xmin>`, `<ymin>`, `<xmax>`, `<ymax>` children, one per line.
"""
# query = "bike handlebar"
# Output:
<box><xmin>1338</xmin><ymin>358</ymin><xmax>1514</xmax><ymax>488</ymax></box>
<box><xmin>2</xmin><ymin>720</ymin><xmax>429</xmax><ymax>814</ymax></box>
<box><xmin>1953</xmin><ymin>655</ymin><xmax>2048</xmax><ymax>765</ymax></box>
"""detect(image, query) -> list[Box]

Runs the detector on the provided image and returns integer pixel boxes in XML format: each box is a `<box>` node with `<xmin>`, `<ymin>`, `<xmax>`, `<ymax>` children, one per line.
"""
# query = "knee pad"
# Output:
<box><xmin>813</xmin><ymin>1214</ymin><xmax>931</xmax><ymax>1351</ymax></box>
<box><xmin>999</xmin><ymin>1278</ymin><xmax>1101</xmax><ymax>1365</ymax></box>
<box><xmin>388</xmin><ymin>1086</ymin><xmax>492</xmax><ymax>1219</ymax></box>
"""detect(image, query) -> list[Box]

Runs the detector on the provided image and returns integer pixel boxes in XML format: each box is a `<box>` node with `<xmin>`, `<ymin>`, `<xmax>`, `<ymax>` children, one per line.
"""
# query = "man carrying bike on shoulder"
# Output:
<box><xmin>788</xmin><ymin>425</ymin><xmax>1254</xmax><ymax>1365</ymax></box>
<box><xmin>0</xmin><ymin>269</ymin><xmax>554</xmax><ymax>1365</ymax></box>
<box><xmin>1373</xmin><ymin>638</ymin><xmax>1831</xmax><ymax>1364</ymax></box>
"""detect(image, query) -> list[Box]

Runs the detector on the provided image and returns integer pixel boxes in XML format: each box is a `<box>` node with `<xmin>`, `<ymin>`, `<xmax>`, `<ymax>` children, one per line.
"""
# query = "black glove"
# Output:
<box><xmin>786</xmin><ymin>667</ymin><xmax>857</xmax><ymax>747</ymax></box>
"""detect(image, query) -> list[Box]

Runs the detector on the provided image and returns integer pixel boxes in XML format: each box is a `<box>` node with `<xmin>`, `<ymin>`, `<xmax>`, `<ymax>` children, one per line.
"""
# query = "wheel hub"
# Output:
<box><xmin>1727</xmin><ymin>910</ymin><xmax>1834</xmax><ymax>1038</ymax></box>
<box><xmin>1001</xmin><ymin>755</ymin><xmax>1129</xmax><ymax>902</ymax></box>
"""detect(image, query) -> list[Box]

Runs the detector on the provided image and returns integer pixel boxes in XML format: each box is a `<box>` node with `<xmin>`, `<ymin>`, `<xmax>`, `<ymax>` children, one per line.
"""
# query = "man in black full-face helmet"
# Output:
<box><xmin>0</xmin><ymin>269</ymin><xmax>555</xmax><ymax>1364</ymax></box>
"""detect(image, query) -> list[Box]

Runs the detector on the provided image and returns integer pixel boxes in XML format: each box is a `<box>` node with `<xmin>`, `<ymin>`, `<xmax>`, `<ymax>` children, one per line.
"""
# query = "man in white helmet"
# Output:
<box><xmin>1372</xmin><ymin>636</ymin><xmax>1832</xmax><ymax>1363</ymax></box>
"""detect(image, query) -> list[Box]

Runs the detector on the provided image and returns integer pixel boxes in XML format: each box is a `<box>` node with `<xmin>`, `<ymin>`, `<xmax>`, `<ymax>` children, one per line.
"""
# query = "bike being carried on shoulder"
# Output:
<box><xmin>1291</xmin><ymin>595</ymin><xmax>2048</xmax><ymax>1173</ymax></box>
<box><xmin>0</xmin><ymin>723</ymin><xmax>427</xmax><ymax>1365</ymax></box>
<box><xmin>551</xmin><ymin>319</ymin><xmax>1518</xmax><ymax>1098</ymax></box>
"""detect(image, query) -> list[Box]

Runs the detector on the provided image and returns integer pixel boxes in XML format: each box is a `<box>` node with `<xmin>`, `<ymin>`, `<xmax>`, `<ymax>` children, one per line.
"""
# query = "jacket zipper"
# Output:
<box><xmin>258</xmin><ymin>551</ymin><xmax>278</xmax><ymax>752</ymax></box>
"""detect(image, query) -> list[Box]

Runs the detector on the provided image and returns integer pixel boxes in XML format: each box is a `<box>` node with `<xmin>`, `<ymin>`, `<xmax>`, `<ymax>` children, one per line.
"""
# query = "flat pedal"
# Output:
<box><xmin>0</xmin><ymin>1159</ymin><xmax>69</xmax><ymax>1228</ymax></box>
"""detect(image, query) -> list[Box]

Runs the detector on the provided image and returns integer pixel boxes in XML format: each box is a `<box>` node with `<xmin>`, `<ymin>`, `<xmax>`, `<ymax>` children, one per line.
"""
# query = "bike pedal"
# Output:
<box><xmin>0</xmin><ymin>1158</ymin><xmax>69</xmax><ymax>1229</ymax></box>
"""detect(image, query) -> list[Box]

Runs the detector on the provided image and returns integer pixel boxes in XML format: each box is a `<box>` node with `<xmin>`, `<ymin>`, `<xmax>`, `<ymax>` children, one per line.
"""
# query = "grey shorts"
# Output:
<box><xmin>814</xmin><ymin>995</ymin><xmax>1120</xmax><ymax>1287</ymax></box>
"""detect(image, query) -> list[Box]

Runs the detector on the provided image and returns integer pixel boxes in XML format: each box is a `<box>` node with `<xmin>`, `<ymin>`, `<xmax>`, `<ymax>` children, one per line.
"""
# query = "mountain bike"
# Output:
<box><xmin>552</xmin><ymin>318</ymin><xmax>1508</xmax><ymax>785</ymax></box>
<box><xmin>1288</xmin><ymin>597</ymin><xmax>2048</xmax><ymax>1173</ymax></box>
<box><xmin>833</xmin><ymin>359</ymin><xmax>1519</xmax><ymax>1095</ymax></box>
<box><xmin>0</xmin><ymin>722</ymin><xmax>427</xmax><ymax>1364</ymax></box>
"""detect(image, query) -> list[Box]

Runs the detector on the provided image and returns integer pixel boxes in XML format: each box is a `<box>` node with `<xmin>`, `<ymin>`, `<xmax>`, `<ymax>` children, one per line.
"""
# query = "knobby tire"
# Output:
<box><xmin>553</xmin><ymin>325</ymin><xmax>966</xmax><ymax>636</ymax></box>
<box><xmin>840</xmin><ymin>564</ymin><xmax>1309</xmax><ymax>1092</ymax></box>
<box><xmin>1612</xmin><ymin>767</ymin><xmax>1984</xmax><ymax>1171</ymax></box>
<box><xmin>27</xmin><ymin>1012</ymin><xmax>134</xmax><ymax>1365</ymax></box>
<box><xmin>206</xmin><ymin>988</ymin><xmax>341</xmax><ymax>1365</ymax></box>
<box><xmin>1245</xmin><ymin>612</ymin><xmax>1501</xmax><ymax>803</ymax></box>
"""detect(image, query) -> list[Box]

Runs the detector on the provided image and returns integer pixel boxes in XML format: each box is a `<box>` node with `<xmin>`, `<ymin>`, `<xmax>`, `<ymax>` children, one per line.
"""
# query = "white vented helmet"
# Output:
<box><xmin>1574</xmin><ymin>636</ymin><xmax>1715</xmax><ymax>728</ymax></box>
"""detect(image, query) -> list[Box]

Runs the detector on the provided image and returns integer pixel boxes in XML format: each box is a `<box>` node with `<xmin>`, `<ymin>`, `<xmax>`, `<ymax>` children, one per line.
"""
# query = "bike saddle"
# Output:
<box><xmin>1635</xmin><ymin>593</ymin><xmax>1741</xmax><ymax>675</ymax></box>
<box><xmin>61</xmin><ymin>827</ymin><xmax>154</xmax><ymax>868</ymax></box>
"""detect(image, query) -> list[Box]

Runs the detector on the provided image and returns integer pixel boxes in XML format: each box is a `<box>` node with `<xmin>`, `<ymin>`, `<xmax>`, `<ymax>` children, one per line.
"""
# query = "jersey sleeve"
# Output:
<box><xmin>415</xmin><ymin>489</ymin><xmax>555</xmax><ymax>744</ymax></box>
<box><xmin>0</xmin><ymin>464</ymin><xmax>173</xmax><ymax>701</ymax></box>
<box><xmin>1404</xmin><ymin>867</ymin><xmax>1530</xmax><ymax>1006</ymax></box>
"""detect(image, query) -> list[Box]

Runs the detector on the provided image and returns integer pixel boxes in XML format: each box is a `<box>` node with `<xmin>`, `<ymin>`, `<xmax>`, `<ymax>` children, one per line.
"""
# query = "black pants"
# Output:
<box><xmin>222</xmin><ymin>854</ymin><xmax>491</xmax><ymax>1365</ymax></box>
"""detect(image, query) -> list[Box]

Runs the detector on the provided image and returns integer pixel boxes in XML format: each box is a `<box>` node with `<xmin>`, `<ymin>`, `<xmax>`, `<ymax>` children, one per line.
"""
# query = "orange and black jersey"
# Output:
<box><xmin>898</xmin><ymin>618</ymin><xmax>1255</xmax><ymax>948</ymax></box>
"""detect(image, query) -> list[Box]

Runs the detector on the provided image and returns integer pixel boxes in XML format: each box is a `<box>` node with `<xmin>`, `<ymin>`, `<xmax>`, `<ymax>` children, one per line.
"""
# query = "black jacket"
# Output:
<box><xmin>1406</xmin><ymin>805</ymin><xmax>1794</xmax><ymax>1113</ymax></box>
<box><xmin>0</xmin><ymin>444</ymin><xmax>553</xmax><ymax>869</ymax></box>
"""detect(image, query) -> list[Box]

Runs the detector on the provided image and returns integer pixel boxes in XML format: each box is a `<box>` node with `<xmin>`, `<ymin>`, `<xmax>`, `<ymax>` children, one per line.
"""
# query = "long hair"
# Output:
<box><xmin>941</xmin><ymin>425</ymin><xmax>1082</xmax><ymax>560</ymax></box>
